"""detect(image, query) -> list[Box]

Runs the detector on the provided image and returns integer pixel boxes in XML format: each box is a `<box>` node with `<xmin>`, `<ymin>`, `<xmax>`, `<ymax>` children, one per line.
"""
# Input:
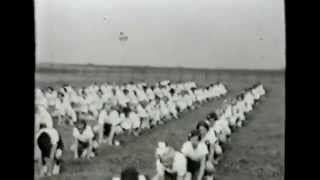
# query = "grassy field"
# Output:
<box><xmin>35</xmin><ymin>64</ymin><xmax>285</xmax><ymax>180</ymax></box>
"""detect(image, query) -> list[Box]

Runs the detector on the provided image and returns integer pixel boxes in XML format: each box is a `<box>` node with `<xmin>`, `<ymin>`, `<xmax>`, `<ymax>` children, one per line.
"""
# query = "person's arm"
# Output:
<box><xmin>155</xmin><ymin>159</ymin><xmax>165</xmax><ymax>180</ymax></box>
<box><xmin>197</xmin><ymin>157</ymin><xmax>206</xmax><ymax>180</ymax></box>
<box><xmin>87</xmin><ymin>138</ymin><xmax>93</xmax><ymax>159</ymax></box>
<box><xmin>37</xmin><ymin>150</ymin><xmax>43</xmax><ymax>176</ymax></box>
<box><xmin>47</xmin><ymin>144</ymin><xmax>58</xmax><ymax>175</ymax></box>
<box><xmin>208</xmin><ymin>143</ymin><xmax>215</xmax><ymax>163</ymax></box>
<box><xmin>98</xmin><ymin>124</ymin><xmax>104</xmax><ymax>144</ymax></box>
<box><xmin>107</xmin><ymin>125</ymin><xmax>115</xmax><ymax>145</ymax></box>
<box><xmin>73</xmin><ymin>138</ymin><xmax>79</xmax><ymax>159</ymax></box>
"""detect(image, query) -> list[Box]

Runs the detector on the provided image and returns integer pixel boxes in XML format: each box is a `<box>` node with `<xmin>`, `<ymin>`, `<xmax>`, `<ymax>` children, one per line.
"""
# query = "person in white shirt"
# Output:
<box><xmin>71</xmin><ymin>119</ymin><xmax>98</xmax><ymax>160</ymax></box>
<box><xmin>35</xmin><ymin>88</ymin><xmax>48</xmax><ymax>109</ymax></box>
<box><xmin>167</xmin><ymin>99</ymin><xmax>178</xmax><ymax>120</ymax></box>
<box><xmin>35</xmin><ymin>105</ymin><xmax>53</xmax><ymax>133</ymax></box>
<box><xmin>129</xmin><ymin>105</ymin><xmax>142</xmax><ymax>136</ymax></box>
<box><xmin>160</xmin><ymin>99</ymin><xmax>171</xmax><ymax>122</ymax></box>
<box><xmin>96</xmin><ymin>104</ymin><xmax>121</xmax><ymax>146</ymax></box>
<box><xmin>181</xmin><ymin>130</ymin><xmax>209</xmax><ymax>180</ymax></box>
<box><xmin>137</xmin><ymin>103</ymin><xmax>150</xmax><ymax>129</ymax></box>
<box><xmin>196</xmin><ymin>121</ymin><xmax>218</xmax><ymax>168</ymax></box>
<box><xmin>36</xmin><ymin>126</ymin><xmax>64</xmax><ymax>177</ymax></box>
<box><xmin>44</xmin><ymin>87</ymin><xmax>57</xmax><ymax>104</ymax></box>
<box><xmin>154</xmin><ymin>143</ymin><xmax>191</xmax><ymax>180</ymax></box>
<box><xmin>118</xmin><ymin>89</ymin><xmax>130</xmax><ymax>108</ymax></box>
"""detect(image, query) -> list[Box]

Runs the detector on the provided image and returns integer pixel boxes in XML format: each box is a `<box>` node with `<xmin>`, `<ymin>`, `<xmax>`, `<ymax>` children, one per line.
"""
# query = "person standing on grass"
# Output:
<box><xmin>153</xmin><ymin>143</ymin><xmax>191</xmax><ymax>180</ymax></box>
<box><xmin>181</xmin><ymin>130</ymin><xmax>209</xmax><ymax>180</ymax></box>
<box><xmin>71</xmin><ymin>119</ymin><xmax>98</xmax><ymax>160</ymax></box>
<box><xmin>36</xmin><ymin>126</ymin><xmax>64</xmax><ymax>177</ymax></box>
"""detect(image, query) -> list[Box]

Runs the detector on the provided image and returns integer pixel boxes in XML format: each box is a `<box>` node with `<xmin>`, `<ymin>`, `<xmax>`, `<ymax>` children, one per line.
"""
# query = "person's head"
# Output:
<box><xmin>123</xmin><ymin>107</ymin><xmax>131</xmax><ymax>117</ymax></box>
<box><xmin>188</xmin><ymin>129</ymin><xmax>202</xmax><ymax>148</ymax></box>
<box><xmin>207</xmin><ymin>112</ymin><xmax>218</xmax><ymax>122</ymax></box>
<box><xmin>158</xmin><ymin>146</ymin><xmax>175</xmax><ymax>169</ymax></box>
<box><xmin>97</xmin><ymin>89</ymin><xmax>103</xmax><ymax>97</ymax></box>
<box><xmin>196</xmin><ymin>121</ymin><xmax>210</xmax><ymax>137</ymax></box>
<box><xmin>169</xmin><ymin>88</ymin><xmax>175</xmax><ymax>95</ymax></box>
<box><xmin>120</xmin><ymin>166</ymin><xmax>139</xmax><ymax>180</ymax></box>
<box><xmin>75</xmin><ymin>119</ymin><xmax>87</xmax><ymax>133</ymax></box>
<box><xmin>46</xmin><ymin>86</ymin><xmax>54</xmax><ymax>93</ymax></box>
<box><xmin>123</xmin><ymin>89</ymin><xmax>129</xmax><ymax>95</ymax></box>
<box><xmin>57</xmin><ymin>92</ymin><xmax>64</xmax><ymax>100</ymax></box>
<box><xmin>133</xmin><ymin>90</ymin><xmax>137</xmax><ymax>96</ymax></box>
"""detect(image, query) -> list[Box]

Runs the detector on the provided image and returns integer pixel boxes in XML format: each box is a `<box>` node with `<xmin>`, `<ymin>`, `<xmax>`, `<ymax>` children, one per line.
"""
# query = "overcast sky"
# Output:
<box><xmin>35</xmin><ymin>0</ymin><xmax>285</xmax><ymax>69</ymax></box>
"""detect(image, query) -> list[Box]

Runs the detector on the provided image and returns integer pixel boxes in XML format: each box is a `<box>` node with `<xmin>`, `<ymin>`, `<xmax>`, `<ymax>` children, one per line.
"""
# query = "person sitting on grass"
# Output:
<box><xmin>71</xmin><ymin>119</ymin><xmax>98</xmax><ymax>160</ymax></box>
<box><xmin>36</xmin><ymin>125</ymin><xmax>64</xmax><ymax>177</ymax></box>
<box><xmin>181</xmin><ymin>129</ymin><xmax>210</xmax><ymax>180</ymax></box>
<box><xmin>112</xmin><ymin>166</ymin><xmax>149</xmax><ymax>180</ymax></box>
<box><xmin>153</xmin><ymin>142</ymin><xmax>191</xmax><ymax>180</ymax></box>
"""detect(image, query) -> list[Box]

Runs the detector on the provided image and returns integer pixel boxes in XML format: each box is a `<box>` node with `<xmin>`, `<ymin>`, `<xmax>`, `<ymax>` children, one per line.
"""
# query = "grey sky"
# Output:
<box><xmin>35</xmin><ymin>0</ymin><xmax>285</xmax><ymax>69</ymax></box>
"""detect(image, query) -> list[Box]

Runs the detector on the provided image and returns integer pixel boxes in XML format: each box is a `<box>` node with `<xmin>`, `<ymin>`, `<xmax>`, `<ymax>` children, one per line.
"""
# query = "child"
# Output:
<box><xmin>197</xmin><ymin>120</ymin><xmax>222</xmax><ymax>167</ymax></box>
<box><xmin>154</xmin><ymin>143</ymin><xmax>190</xmax><ymax>180</ymax></box>
<box><xmin>71</xmin><ymin>119</ymin><xmax>98</xmax><ymax>160</ymax></box>
<box><xmin>97</xmin><ymin>104</ymin><xmax>121</xmax><ymax>146</ymax></box>
<box><xmin>36</xmin><ymin>126</ymin><xmax>64</xmax><ymax>177</ymax></box>
<box><xmin>181</xmin><ymin>130</ymin><xmax>209</xmax><ymax>180</ymax></box>
<box><xmin>35</xmin><ymin>105</ymin><xmax>53</xmax><ymax>133</ymax></box>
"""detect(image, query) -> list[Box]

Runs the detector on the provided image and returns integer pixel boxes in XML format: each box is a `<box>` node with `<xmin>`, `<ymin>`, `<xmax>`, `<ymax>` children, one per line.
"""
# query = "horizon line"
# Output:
<box><xmin>36</xmin><ymin>62</ymin><xmax>285</xmax><ymax>72</ymax></box>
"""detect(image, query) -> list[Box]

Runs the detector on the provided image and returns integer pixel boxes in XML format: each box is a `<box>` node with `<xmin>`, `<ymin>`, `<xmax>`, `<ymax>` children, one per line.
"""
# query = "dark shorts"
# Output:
<box><xmin>164</xmin><ymin>171</ymin><xmax>178</xmax><ymax>180</ymax></box>
<box><xmin>187</xmin><ymin>157</ymin><xmax>201</xmax><ymax>175</ymax></box>
<box><xmin>37</xmin><ymin>133</ymin><xmax>64</xmax><ymax>165</ymax></box>
<box><xmin>103</xmin><ymin>123</ymin><xmax>112</xmax><ymax>137</ymax></box>
<box><xmin>77</xmin><ymin>140</ymin><xmax>97</xmax><ymax>156</ymax></box>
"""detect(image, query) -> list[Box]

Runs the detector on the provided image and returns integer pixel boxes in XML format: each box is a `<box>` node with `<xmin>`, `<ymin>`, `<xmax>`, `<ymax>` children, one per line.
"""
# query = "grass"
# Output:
<box><xmin>35</xmin><ymin>67</ymin><xmax>284</xmax><ymax>180</ymax></box>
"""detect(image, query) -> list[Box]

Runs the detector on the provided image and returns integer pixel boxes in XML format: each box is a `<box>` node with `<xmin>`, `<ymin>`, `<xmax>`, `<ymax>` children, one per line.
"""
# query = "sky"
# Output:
<box><xmin>35</xmin><ymin>0</ymin><xmax>286</xmax><ymax>69</ymax></box>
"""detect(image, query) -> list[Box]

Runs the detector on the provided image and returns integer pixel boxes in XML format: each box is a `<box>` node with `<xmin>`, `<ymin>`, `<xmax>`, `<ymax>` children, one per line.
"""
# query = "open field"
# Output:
<box><xmin>35</xmin><ymin>64</ymin><xmax>285</xmax><ymax>180</ymax></box>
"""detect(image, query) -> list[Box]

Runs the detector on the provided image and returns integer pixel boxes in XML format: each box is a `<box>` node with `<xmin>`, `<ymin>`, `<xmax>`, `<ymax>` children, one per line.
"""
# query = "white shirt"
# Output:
<box><xmin>137</xmin><ymin>104</ymin><xmax>148</xmax><ymax>118</ymax></box>
<box><xmin>181</xmin><ymin>141</ymin><xmax>208</xmax><ymax>160</ymax></box>
<box><xmin>73</xmin><ymin>126</ymin><xmax>94</xmax><ymax>142</ymax></box>
<box><xmin>98</xmin><ymin>110</ymin><xmax>109</xmax><ymax>125</ymax></box>
<box><xmin>156</xmin><ymin>151</ymin><xmax>187</xmax><ymax>176</ymax></box>
<box><xmin>202</xmin><ymin>128</ymin><xmax>218</xmax><ymax>145</ymax></box>
<box><xmin>108</xmin><ymin>110</ymin><xmax>122</xmax><ymax>125</ymax></box>
<box><xmin>36</xmin><ymin>127</ymin><xmax>59</xmax><ymax>145</ymax></box>
<box><xmin>129</xmin><ymin>111</ymin><xmax>141</xmax><ymax>128</ymax></box>
<box><xmin>35</xmin><ymin>107</ymin><xmax>53</xmax><ymax>131</ymax></box>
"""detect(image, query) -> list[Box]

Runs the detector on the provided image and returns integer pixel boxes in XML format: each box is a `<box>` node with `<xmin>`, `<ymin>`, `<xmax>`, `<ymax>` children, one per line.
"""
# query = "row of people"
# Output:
<box><xmin>35</xmin><ymin>81</ymin><xmax>227</xmax><ymax>132</ymax></box>
<box><xmin>34</xmin><ymin>80</ymin><xmax>228</xmax><ymax>177</ymax></box>
<box><xmin>153</xmin><ymin>83</ymin><xmax>266</xmax><ymax>180</ymax></box>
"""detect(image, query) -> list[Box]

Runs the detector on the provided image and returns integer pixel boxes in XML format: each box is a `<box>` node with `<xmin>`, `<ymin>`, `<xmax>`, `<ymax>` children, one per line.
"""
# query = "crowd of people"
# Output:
<box><xmin>153</xmin><ymin>83</ymin><xmax>266</xmax><ymax>180</ymax></box>
<box><xmin>34</xmin><ymin>80</ymin><xmax>228</xmax><ymax>177</ymax></box>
